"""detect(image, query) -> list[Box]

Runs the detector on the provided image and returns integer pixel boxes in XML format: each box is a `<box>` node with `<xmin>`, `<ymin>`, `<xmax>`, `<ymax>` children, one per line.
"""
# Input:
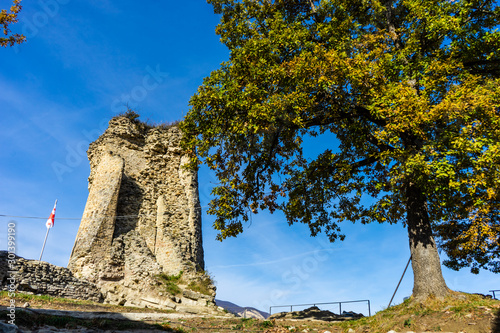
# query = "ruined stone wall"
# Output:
<box><xmin>0</xmin><ymin>251</ymin><xmax>102</xmax><ymax>302</ymax></box>
<box><xmin>67</xmin><ymin>116</ymin><xmax>213</xmax><ymax>312</ymax></box>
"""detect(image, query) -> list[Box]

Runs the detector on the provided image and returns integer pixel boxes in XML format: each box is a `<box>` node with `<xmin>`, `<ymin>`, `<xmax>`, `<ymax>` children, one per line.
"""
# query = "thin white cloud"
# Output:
<box><xmin>211</xmin><ymin>248</ymin><xmax>340</xmax><ymax>269</ymax></box>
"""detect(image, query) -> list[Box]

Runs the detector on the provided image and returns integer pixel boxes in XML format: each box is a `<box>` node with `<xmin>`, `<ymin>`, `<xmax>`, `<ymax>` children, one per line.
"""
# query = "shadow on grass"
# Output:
<box><xmin>493</xmin><ymin>308</ymin><xmax>500</xmax><ymax>333</ymax></box>
<box><xmin>1</xmin><ymin>309</ymin><xmax>170</xmax><ymax>332</ymax></box>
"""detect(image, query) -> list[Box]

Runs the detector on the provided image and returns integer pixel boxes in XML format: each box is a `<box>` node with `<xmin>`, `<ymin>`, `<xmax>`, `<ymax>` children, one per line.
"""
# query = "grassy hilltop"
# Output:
<box><xmin>1</xmin><ymin>291</ymin><xmax>499</xmax><ymax>332</ymax></box>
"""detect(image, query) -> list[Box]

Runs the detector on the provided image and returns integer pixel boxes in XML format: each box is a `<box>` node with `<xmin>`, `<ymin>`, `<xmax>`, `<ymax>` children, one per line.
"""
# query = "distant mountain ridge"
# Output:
<box><xmin>215</xmin><ymin>299</ymin><xmax>269</xmax><ymax>319</ymax></box>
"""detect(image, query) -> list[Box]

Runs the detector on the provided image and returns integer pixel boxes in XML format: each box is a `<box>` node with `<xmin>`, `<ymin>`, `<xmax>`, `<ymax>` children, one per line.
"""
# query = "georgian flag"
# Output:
<box><xmin>46</xmin><ymin>199</ymin><xmax>57</xmax><ymax>228</ymax></box>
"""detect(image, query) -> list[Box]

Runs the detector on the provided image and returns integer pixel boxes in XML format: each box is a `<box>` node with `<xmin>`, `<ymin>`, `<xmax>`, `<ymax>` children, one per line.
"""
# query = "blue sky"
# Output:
<box><xmin>0</xmin><ymin>0</ymin><xmax>497</xmax><ymax>315</ymax></box>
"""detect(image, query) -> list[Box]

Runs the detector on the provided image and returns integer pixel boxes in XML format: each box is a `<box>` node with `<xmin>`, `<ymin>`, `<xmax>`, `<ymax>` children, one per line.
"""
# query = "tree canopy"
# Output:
<box><xmin>181</xmin><ymin>0</ymin><xmax>500</xmax><ymax>298</ymax></box>
<box><xmin>1</xmin><ymin>0</ymin><xmax>24</xmax><ymax>47</ymax></box>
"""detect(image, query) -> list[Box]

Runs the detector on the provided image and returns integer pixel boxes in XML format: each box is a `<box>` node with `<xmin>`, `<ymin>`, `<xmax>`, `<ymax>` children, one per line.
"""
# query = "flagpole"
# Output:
<box><xmin>39</xmin><ymin>199</ymin><xmax>57</xmax><ymax>262</ymax></box>
<box><xmin>39</xmin><ymin>227</ymin><xmax>50</xmax><ymax>261</ymax></box>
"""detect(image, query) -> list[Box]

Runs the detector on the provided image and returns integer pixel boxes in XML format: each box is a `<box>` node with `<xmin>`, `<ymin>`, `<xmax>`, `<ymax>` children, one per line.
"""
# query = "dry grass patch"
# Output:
<box><xmin>332</xmin><ymin>292</ymin><xmax>499</xmax><ymax>332</ymax></box>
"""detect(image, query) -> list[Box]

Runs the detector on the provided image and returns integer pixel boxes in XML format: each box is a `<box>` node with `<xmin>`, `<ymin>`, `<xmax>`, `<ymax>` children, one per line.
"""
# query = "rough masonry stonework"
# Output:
<box><xmin>67</xmin><ymin>116</ymin><xmax>215</xmax><ymax>312</ymax></box>
<box><xmin>0</xmin><ymin>251</ymin><xmax>103</xmax><ymax>302</ymax></box>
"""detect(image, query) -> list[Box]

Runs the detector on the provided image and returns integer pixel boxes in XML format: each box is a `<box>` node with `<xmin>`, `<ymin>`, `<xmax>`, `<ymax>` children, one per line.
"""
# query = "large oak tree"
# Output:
<box><xmin>181</xmin><ymin>0</ymin><xmax>500</xmax><ymax>301</ymax></box>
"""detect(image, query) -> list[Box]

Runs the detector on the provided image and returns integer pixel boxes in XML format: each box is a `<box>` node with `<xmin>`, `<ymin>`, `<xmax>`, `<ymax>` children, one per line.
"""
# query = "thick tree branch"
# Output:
<box><xmin>463</xmin><ymin>59</ymin><xmax>500</xmax><ymax>76</ymax></box>
<box><xmin>307</xmin><ymin>0</ymin><xmax>317</xmax><ymax>13</ymax></box>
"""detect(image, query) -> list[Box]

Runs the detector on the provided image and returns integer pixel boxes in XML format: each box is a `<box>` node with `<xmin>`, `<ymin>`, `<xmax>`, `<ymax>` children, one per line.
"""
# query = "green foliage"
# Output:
<box><xmin>165</xmin><ymin>283</ymin><xmax>181</xmax><ymax>296</ymax></box>
<box><xmin>156</xmin><ymin>270</ymin><xmax>214</xmax><ymax>297</ymax></box>
<box><xmin>117</xmin><ymin>108</ymin><xmax>141</xmax><ymax>122</ymax></box>
<box><xmin>231</xmin><ymin>323</ymin><xmax>244</xmax><ymax>330</ymax></box>
<box><xmin>261</xmin><ymin>320</ymin><xmax>275</xmax><ymax>328</ymax></box>
<box><xmin>240</xmin><ymin>317</ymin><xmax>256</xmax><ymax>327</ymax></box>
<box><xmin>182</xmin><ymin>0</ymin><xmax>500</xmax><ymax>274</ymax></box>
<box><xmin>115</xmin><ymin>109</ymin><xmax>181</xmax><ymax>131</ymax></box>
<box><xmin>164</xmin><ymin>270</ymin><xmax>184</xmax><ymax>282</ymax></box>
<box><xmin>2</xmin><ymin>291</ymin><xmax>92</xmax><ymax>305</ymax></box>
<box><xmin>186</xmin><ymin>271</ymin><xmax>215</xmax><ymax>296</ymax></box>
<box><xmin>156</xmin><ymin>271</ymin><xmax>184</xmax><ymax>295</ymax></box>
<box><xmin>16</xmin><ymin>293</ymin><xmax>55</xmax><ymax>302</ymax></box>
<box><xmin>0</xmin><ymin>0</ymin><xmax>25</xmax><ymax>47</ymax></box>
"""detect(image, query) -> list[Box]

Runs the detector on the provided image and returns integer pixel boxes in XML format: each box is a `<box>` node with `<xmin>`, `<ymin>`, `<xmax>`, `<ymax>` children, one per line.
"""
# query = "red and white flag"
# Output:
<box><xmin>46</xmin><ymin>199</ymin><xmax>57</xmax><ymax>228</ymax></box>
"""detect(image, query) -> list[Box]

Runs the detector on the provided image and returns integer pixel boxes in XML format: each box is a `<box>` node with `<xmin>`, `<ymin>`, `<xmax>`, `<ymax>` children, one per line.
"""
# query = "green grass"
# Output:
<box><xmin>239</xmin><ymin>317</ymin><xmax>256</xmax><ymax>328</ymax></box>
<box><xmin>156</xmin><ymin>271</ymin><xmax>184</xmax><ymax>295</ymax></box>
<box><xmin>186</xmin><ymin>272</ymin><xmax>215</xmax><ymax>296</ymax></box>
<box><xmin>333</xmin><ymin>292</ymin><xmax>497</xmax><ymax>332</ymax></box>
<box><xmin>0</xmin><ymin>291</ymin><xmax>176</xmax><ymax>314</ymax></box>
<box><xmin>1</xmin><ymin>291</ymin><xmax>97</xmax><ymax>306</ymax></box>
<box><xmin>3</xmin><ymin>291</ymin><xmax>495</xmax><ymax>332</ymax></box>
<box><xmin>231</xmin><ymin>323</ymin><xmax>244</xmax><ymax>330</ymax></box>
<box><xmin>0</xmin><ymin>309</ymin><xmax>169</xmax><ymax>331</ymax></box>
<box><xmin>261</xmin><ymin>320</ymin><xmax>275</xmax><ymax>328</ymax></box>
<box><xmin>155</xmin><ymin>270</ymin><xmax>215</xmax><ymax>297</ymax></box>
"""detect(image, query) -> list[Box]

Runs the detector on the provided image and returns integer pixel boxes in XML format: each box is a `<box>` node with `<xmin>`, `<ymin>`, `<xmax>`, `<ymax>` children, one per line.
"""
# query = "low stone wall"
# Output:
<box><xmin>0</xmin><ymin>251</ymin><xmax>102</xmax><ymax>303</ymax></box>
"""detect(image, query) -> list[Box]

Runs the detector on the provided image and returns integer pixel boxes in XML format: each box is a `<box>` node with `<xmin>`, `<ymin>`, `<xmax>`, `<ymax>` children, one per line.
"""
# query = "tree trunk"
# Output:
<box><xmin>406</xmin><ymin>181</ymin><xmax>450</xmax><ymax>301</ymax></box>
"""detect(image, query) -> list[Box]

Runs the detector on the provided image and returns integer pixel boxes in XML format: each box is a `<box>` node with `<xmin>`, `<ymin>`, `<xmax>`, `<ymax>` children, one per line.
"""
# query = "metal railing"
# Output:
<box><xmin>490</xmin><ymin>290</ymin><xmax>500</xmax><ymax>299</ymax></box>
<box><xmin>269</xmin><ymin>299</ymin><xmax>371</xmax><ymax>318</ymax></box>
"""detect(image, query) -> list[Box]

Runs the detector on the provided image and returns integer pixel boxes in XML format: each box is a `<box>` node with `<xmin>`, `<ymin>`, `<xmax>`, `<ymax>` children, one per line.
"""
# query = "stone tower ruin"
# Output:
<box><xmin>68</xmin><ymin>115</ymin><xmax>214</xmax><ymax>311</ymax></box>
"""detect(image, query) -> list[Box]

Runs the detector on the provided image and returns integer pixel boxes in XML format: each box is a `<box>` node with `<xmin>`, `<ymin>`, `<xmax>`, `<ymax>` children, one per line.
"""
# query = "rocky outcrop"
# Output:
<box><xmin>269</xmin><ymin>306</ymin><xmax>364</xmax><ymax>321</ymax></box>
<box><xmin>0</xmin><ymin>251</ymin><xmax>102</xmax><ymax>302</ymax></box>
<box><xmin>67</xmin><ymin>115</ymin><xmax>215</xmax><ymax>313</ymax></box>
